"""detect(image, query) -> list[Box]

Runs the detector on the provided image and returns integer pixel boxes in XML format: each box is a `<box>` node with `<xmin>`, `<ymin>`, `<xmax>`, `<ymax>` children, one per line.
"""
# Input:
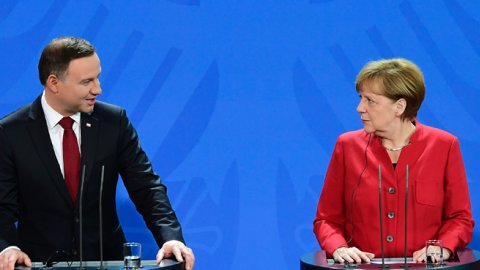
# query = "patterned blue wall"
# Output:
<box><xmin>1</xmin><ymin>0</ymin><xmax>479</xmax><ymax>269</ymax></box>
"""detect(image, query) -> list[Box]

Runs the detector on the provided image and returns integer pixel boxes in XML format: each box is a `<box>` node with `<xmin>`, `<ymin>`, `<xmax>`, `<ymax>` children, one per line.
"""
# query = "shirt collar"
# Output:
<box><xmin>41</xmin><ymin>91</ymin><xmax>81</xmax><ymax>130</ymax></box>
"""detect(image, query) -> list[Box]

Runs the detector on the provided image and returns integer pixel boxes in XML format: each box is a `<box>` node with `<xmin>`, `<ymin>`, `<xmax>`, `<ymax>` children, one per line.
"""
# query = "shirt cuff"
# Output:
<box><xmin>0</xmin><ymin>246</ymin><xmax>21</xmax><ymax>256</ymax></box>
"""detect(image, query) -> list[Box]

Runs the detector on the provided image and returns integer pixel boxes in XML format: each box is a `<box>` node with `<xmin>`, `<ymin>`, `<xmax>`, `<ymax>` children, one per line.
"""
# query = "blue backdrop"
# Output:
<box><xmin>0</xmin><ymin>0</ymin><xmax>479</xmax><ymax>269</ymax></box>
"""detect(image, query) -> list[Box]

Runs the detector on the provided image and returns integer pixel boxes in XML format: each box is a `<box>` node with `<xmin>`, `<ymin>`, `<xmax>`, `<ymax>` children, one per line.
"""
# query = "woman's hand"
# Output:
<box><xmin>334</xmin><ymin>247</ymin><xmax>375</xmax><ymax>264</ymax></box>
<box><xmin>412</xmin><ymin>247</ymin><xmax>452</xmax><ymax>262</ymax></box>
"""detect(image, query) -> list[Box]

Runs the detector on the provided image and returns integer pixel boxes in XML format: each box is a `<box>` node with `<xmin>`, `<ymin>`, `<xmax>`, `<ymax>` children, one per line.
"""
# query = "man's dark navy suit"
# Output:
<box><xmin>0</xmin><ymin>95</ymin><xmax>184</xmax><ymax>262</ymax></box>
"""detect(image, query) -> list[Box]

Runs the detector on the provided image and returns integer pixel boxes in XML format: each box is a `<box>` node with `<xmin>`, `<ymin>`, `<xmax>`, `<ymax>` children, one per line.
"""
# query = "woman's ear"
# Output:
<box><xmin>395</xmin><ymin>98</ymin><xmax>407</xmax><ymax>117</ymax></box>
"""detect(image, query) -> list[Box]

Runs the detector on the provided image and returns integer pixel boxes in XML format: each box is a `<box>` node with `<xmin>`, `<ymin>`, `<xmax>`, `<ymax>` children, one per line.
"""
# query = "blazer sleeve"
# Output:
<box><xmin>437</xmin><ymin>137</ymin><xmax>475</xmax><ymax>252</ymax></box>
<box><xmin>313</xmin><ymin>137</ymin><xmax>348</xmax><ymax>257</ymax></box>
<box><xmin>116</xmin><ymin>109</ymin><xmax>185</xmax><ymax>247</ymax></box>
<box><xmin>0</xmin><ymin>125</ymin><xmax>20</xmax><ymax>250</ymax></box>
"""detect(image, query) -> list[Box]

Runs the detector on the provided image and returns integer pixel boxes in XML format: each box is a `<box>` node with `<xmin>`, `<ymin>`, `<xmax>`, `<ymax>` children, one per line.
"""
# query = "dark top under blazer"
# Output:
<box><xmin>0</xmin><ymin>95</ymin><xmax>184</xmax><ymax>262</ymax></box>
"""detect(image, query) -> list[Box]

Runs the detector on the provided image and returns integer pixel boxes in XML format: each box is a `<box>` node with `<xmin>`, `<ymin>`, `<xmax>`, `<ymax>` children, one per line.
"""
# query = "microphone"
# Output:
<box><xmin>403</xmin><ymin>165</ymin><xmax>410</xmax><ymax>269</ymax></box>
<box><xmin>78</xmin><ymin>165</ymin><xmax>86</xmax><ymax>270</ymax></box>
<box><xmin>98</xmin><ymin>166</ymin><xmax>107</xmax><ymax>270</ymax></box>
<box><xmin>378</xmin><ymin>165</ymin><xmax>388</xmax><ymax>269</ymax></box>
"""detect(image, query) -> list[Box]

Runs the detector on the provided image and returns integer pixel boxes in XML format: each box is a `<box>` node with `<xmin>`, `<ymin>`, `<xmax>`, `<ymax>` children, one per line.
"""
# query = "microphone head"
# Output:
<box><xmin>379</xmin><ymin>164</ymin><xmax>382</xmax><ymax>187</ymax></box>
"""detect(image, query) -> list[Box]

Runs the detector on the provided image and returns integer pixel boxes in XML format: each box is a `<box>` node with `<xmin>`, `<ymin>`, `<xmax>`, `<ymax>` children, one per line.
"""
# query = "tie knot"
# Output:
<box><xmin>59</xmin><ymin>117</ymin><xmax>75</xmax><ymax>130</ymax></box>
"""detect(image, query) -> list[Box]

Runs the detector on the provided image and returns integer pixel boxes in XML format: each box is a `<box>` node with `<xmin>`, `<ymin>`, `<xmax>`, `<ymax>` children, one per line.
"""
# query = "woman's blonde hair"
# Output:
<box><xmin>356</xmin><ymin>58</ymin><xmax>425</xmax><ymax>121</ymax></box>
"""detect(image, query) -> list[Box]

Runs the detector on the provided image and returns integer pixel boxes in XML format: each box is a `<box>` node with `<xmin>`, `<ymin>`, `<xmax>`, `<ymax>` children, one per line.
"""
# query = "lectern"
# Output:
<box><xmin>301</xmin><ymin>248</ymin><xmax>480</xmax><ymax>270</ymax></box>
<box><xmin>13</xmin><ymin>260</ymin><xmax>184</xmax><ymax>270</ymax></box>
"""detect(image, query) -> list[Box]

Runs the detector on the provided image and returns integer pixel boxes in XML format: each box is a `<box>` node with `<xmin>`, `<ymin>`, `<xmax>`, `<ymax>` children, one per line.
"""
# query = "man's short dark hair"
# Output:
<box><xmin>38</xmin><ymin>37</ymin><xmax>96</xmax><ymax>85</ymax></box>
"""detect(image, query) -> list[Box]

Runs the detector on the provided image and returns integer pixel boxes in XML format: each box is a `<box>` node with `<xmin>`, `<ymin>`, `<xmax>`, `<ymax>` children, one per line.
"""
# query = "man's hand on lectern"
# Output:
<box><xmin>334</xmin><ymin>247</ymin><xmax>375</xmax><ymax>264</ymax></box>
<box><xmin>0</xmin><ymin>249</ymin><xmax>31</xmax><ymax>270</ymax></box>
<box><xmin>156</xmin><ymin>240</ymin><xmax>195</xmax><ymax>270</ymax></box>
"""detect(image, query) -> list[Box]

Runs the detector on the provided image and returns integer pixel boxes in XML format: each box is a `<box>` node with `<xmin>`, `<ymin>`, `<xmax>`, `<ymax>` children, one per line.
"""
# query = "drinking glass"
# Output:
<box><xmin>124</xmin><ymin>242</ymin><xmax>142</xmax><ymax>268</ymax></box>
<box><xmin>425</xmin><ymin>240</ymin><xmax>443</xmax><ymax>267</ymax></box>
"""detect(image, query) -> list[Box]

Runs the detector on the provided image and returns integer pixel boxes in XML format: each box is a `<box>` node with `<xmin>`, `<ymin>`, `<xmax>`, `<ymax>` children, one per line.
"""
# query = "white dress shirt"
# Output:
<box><xmin>41</xmin><ymin>92</ymin><xmax>82</xmax><ymax>178</ymax></box>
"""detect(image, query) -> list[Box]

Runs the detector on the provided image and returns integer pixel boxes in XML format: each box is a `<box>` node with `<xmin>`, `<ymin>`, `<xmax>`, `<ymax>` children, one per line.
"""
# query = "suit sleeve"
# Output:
<box><xmin>438</xmin><ymin>137</ymin><xmax>474</xmax><ymax>253</ymax></box>
<box><xmin>116</xmin><ymin>109</ymin><xmax>185</xmax><ymax>247</ymax></box>
<box><xmin>313</xmin><ymin>137</ymin><xmax>348</xmax><ymax>257</ymax></box>
<box><xmin>0</xmin><ymin>125</ymin><xmax>20</xmax><ymax>251</ymax></box>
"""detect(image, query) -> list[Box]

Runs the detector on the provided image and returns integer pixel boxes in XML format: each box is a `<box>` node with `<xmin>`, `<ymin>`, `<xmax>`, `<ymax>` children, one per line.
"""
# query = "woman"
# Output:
<box><xmin>313</xmin><ymin>58</ymin><xmax>474</xmax><ymax>264</ymax></box>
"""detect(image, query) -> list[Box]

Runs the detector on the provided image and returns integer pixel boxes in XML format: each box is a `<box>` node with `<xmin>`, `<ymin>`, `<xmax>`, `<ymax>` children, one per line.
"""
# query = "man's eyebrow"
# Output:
<box><xmin>79</xmin><ymin>71</ymin><xmax>101</xmax><ymax>84</ymax></box>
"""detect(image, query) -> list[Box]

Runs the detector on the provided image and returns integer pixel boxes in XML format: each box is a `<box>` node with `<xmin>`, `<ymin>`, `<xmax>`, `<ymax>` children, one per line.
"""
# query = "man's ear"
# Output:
<box><xmin>395</xmin><ymin>98</ymin><xmax>407</xmax><ymax>117</ymax></box>
<box><xmin>45</xmin><ymin>74</ymin><xmax>61</xmax><ymax>93</ymax></box>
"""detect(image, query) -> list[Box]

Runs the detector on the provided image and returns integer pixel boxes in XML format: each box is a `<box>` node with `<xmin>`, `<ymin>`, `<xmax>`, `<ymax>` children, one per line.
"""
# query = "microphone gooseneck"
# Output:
<box><xmin>99</xmin><ymin>166</ymin><xmax>106</xmax><ymax>270</ymax></box>
<box><xmin>379</xmin><ymin>164</ymin><xmax>387</xmax><ymax>269</ymax></box>
<box><xmin>78</xmin><ymin>165</ymin><xmax>86</xmax><ymax>270</ymax></box>
<box><xmin>403</xmin><ymin>165</ymin><xmax>410</xmax><ymax>269</ymax></box>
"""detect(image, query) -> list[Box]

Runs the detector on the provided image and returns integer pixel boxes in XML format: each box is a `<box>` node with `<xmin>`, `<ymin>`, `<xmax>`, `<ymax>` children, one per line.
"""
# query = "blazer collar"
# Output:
<box><xmin>368</xmin><ymin>120</ymin><xmax>426</xmax><ymax>173</ymax></box>
<box><xmin>371</xmin><ymin>120</ymin><xmax>424</xmax><ymax>146</ymax></box>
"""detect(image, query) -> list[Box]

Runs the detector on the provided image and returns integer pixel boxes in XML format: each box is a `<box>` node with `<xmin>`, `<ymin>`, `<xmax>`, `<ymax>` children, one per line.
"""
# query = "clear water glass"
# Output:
<box><xmin>124</xmin><ymin>242</ymin><xmax>142</xmax><ymax>268</ymax></box>
<box><xmin>425</xmin><ymin>240</ymin><xmax>443</xmax><ymax>267</ymax></box>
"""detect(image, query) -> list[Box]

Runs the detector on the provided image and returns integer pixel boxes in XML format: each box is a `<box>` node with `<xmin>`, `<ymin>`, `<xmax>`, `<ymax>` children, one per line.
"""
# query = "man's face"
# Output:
<box><xmin>54</xmin><ymin>53</ymin><xmax>102</xmax><ymax>116</ymax></box>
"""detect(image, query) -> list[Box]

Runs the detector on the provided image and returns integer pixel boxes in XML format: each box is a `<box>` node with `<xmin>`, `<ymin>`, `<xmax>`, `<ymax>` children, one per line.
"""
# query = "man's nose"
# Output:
<box><xmin>91</xmin><ymin>78</ymin><xmax>102</xmax><ymax>95</ymax></box>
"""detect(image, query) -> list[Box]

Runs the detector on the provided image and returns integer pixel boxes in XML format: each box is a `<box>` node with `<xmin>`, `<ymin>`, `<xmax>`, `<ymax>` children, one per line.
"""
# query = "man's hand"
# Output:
<box><xmin>413</xmin><ymin>247</ymin><xmax>452</xmax><ymax>262</ymax></box>
<box><xmin>156</xmin><ymin>240</ymin><xmax>194</xmax><ymax>270</ymax></box>
<box><xmin>0</xmin><ymin>249</ymin><xmax>31</xmax><ymax>270</ymax></box>
<box><xmin>334</xmin><ymin>247</ymin><xmax>375</xmax><ymax>264</ymax></box>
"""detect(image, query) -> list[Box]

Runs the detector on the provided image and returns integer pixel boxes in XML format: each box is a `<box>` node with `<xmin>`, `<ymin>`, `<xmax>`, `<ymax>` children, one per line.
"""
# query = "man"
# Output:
<box><xmin>0</xmin><ymin>37</ymin><xmax>194</xmax><ymax>270</ymax></box>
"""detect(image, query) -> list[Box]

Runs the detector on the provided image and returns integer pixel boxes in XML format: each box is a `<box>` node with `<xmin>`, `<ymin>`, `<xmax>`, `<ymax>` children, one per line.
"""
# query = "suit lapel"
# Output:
<box><xmin>79</xmin><ymin>111</ymin><xmax>99</xmax><ymax>198</ymax></box>
<box><xmin>27</xmin><ymin>95</ymin><xmax>74</xmax><ymax>208</ymax></box>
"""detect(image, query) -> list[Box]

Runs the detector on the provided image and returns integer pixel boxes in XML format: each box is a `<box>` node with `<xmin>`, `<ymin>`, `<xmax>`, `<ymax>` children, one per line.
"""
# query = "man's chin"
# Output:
<box><xmin>80</xmin><ymin>105</ymin><xmax>95</xmax><ymax>114</ymax></box>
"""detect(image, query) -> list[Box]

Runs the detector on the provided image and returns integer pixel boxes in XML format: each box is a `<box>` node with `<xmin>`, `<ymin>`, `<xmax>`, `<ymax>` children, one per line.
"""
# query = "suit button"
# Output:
<box><xmin>75</xmin><ymin>217</ymin><xmax>79</xmax><ymax>222</ymax></box>
<box><xmin>389</xmin><ymin>188</ymin><xmax>395</xmax><ymax>194</ymax></box>
<box><xmin>73</xmin><ymin>250</ymin><xmax>78</xmax><ymax>255</ymax></box>
<box><xmin>388</xmin><ymin>212</ymin><xmax>395</xmax><ymax>218</ymax></box>
<box><xmin>387</xmin><ymin>235</ymin><xmax>394</xmax><ymax>242</ymax></box>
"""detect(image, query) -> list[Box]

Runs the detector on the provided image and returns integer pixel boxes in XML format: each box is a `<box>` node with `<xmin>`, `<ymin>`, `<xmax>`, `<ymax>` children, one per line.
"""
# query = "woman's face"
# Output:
<box><xmin>356</xmin><ymin>80</ymin><xmax>399</xmax><ymax>135</ymax></box>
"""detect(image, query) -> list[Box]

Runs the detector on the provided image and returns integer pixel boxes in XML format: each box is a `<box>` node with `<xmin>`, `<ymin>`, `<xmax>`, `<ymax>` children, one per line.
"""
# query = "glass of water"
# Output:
<box><xmin>124</xmin><ymin>242</ymin><xmax>142</xmax><ymax>268</ymax></box>
<box><xmin>425</xmin><ymin>240</ymin><xmax>443</xmax><ymax>266</ymax></box>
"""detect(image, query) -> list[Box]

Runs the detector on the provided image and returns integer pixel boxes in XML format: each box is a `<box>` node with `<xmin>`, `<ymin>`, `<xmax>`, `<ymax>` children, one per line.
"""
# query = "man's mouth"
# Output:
<box><xmin>86</xmin><ymin>98</ymin><xmax>96</xmax><ymax>105</ymax></box>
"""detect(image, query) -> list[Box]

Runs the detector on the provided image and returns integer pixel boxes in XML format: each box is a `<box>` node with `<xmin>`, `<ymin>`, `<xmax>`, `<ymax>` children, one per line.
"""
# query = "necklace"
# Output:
<box><xmin>382</xmin><ymin>121</ymin><xmax>416</xmax><ymax>151</ymax></box>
